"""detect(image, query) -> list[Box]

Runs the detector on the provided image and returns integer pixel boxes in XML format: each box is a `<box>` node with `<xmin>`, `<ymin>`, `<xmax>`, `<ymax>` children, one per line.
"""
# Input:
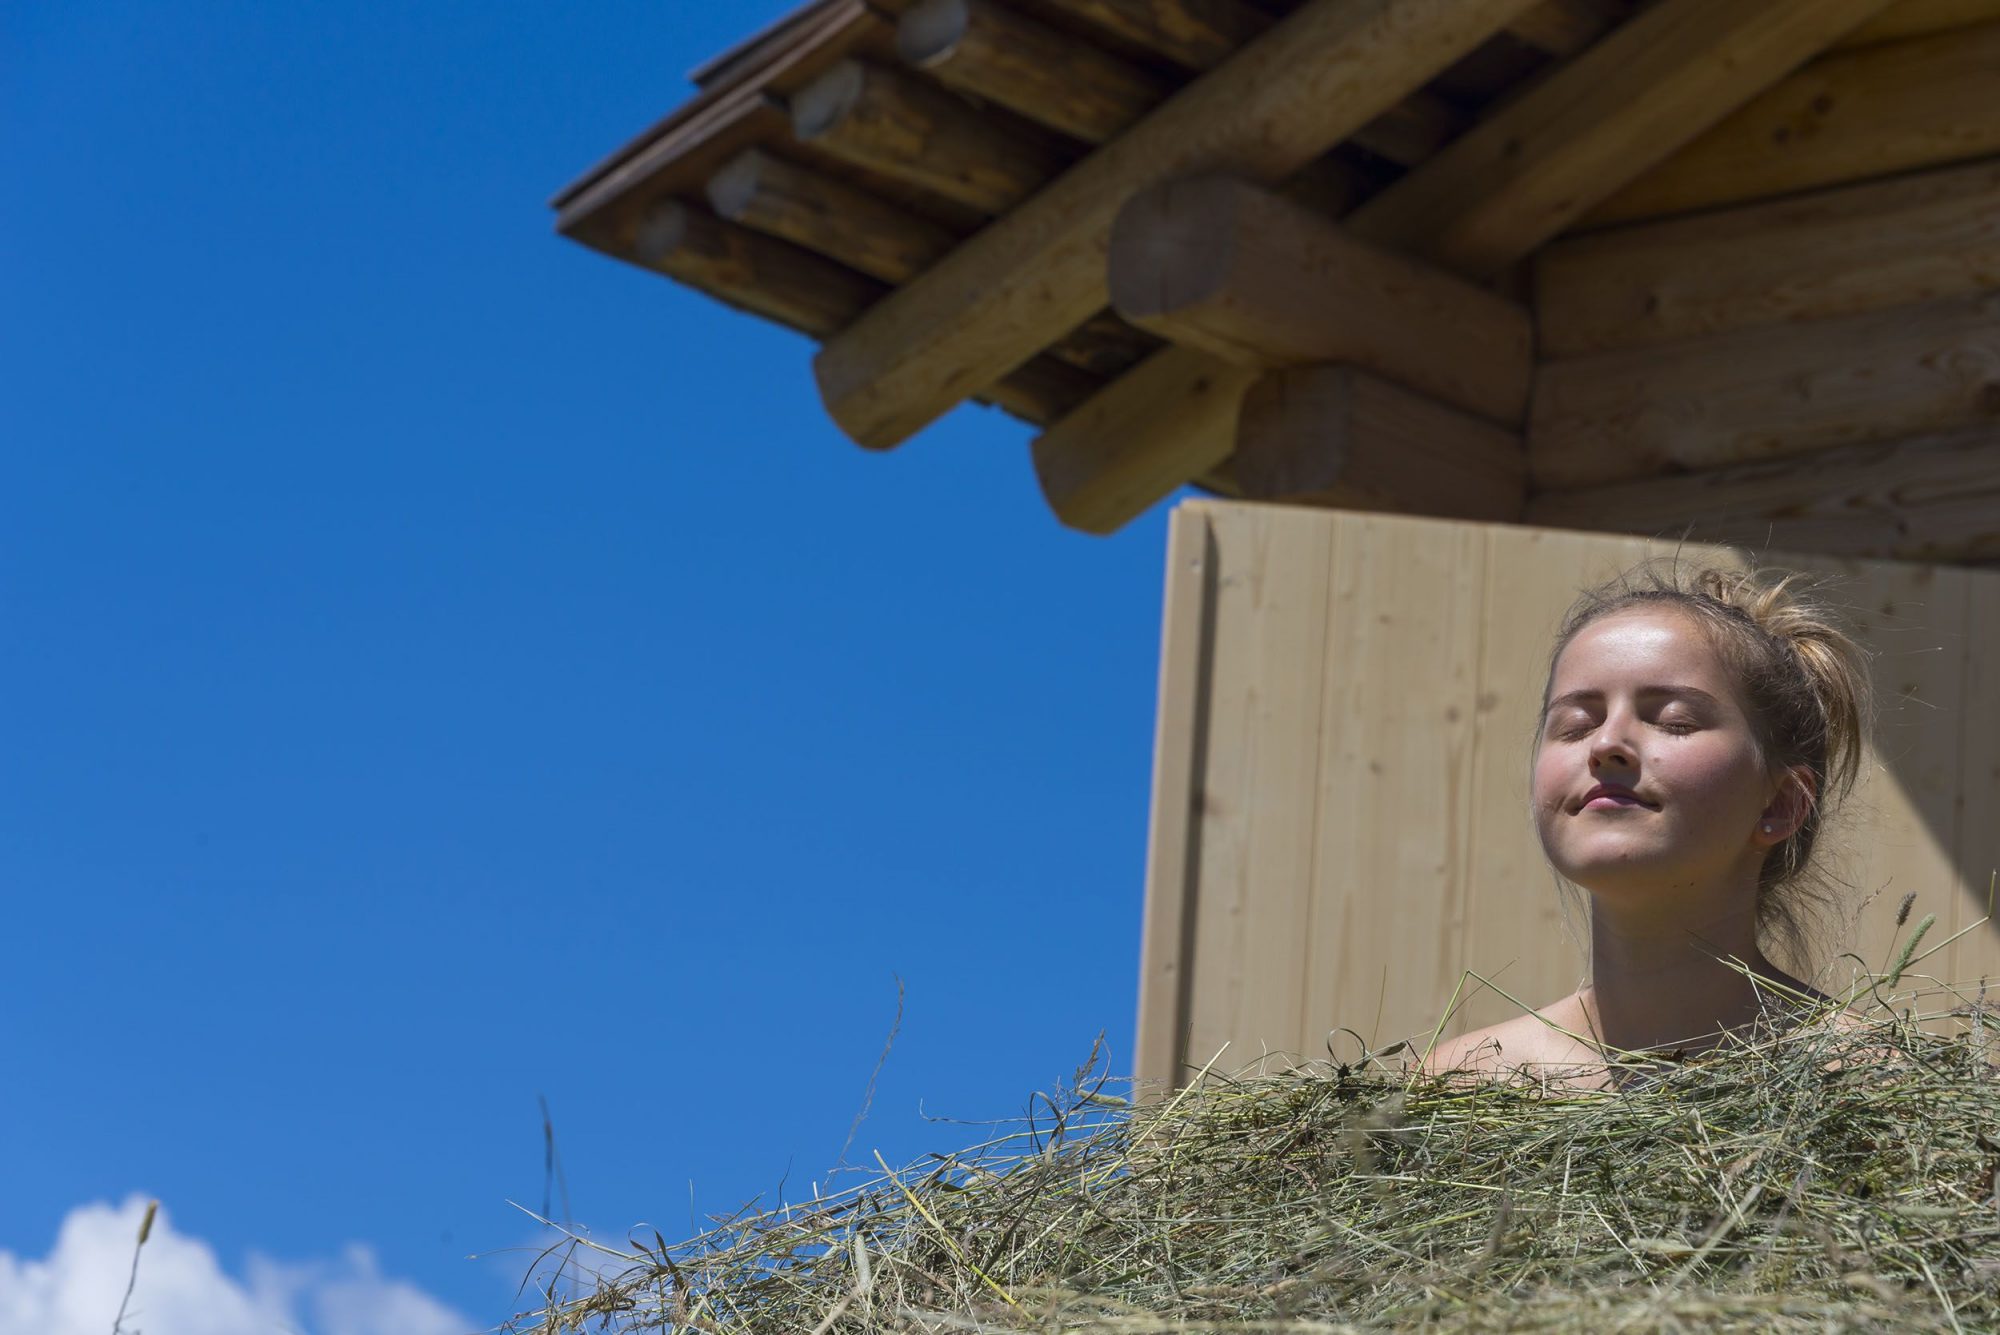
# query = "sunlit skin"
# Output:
<box><xmin>1425</xmin><ymin>608</ymin><xmax>1822</xmax><ymax>1086</ymax></box>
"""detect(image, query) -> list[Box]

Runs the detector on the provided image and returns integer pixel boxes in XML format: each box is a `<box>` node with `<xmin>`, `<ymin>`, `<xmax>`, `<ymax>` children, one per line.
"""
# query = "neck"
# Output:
<box><xmin>1581</xmin><ymin>873</ymin><xmax>1795</xmax><ymax>1055</ymax></box>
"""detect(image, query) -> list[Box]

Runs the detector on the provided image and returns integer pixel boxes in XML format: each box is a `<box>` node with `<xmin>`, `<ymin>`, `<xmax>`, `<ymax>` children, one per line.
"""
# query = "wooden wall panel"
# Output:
<box><xmin>1136</xmin><ymin>501</ymin><xmax>2000</xmax><ymax>1087</ymax></box>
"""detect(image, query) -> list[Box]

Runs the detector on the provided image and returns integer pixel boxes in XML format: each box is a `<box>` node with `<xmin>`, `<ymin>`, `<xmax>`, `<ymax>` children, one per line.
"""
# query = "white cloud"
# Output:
<box><xmin>0</xmin><ymin>1196</ymin><xmax>473</xmax><ymax>1335</ymax></box>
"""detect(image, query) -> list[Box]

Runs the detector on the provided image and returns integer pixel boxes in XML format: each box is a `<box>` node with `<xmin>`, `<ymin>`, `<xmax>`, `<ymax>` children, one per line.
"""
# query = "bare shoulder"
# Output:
<box><xmin>1422</xmin><ymin>997</ymin><xmax>1596</xmax><ymax>1078</ymax></box>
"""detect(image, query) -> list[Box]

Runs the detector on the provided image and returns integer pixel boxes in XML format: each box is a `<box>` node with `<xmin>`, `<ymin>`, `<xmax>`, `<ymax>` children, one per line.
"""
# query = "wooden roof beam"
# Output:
<box><xmin>1233</xmin><ymin>366</ymin><xmax>1524</xmax><ymax>521</ymax></box>
<box><xmin>1052</xmin><ymin>0</ymin><xmax>1624</xmax><ymax>64</ymax></box>
<box><xmin>632</xmin><ymin>200</ymin><xmax>1100</xmax><ymax>426</ymax></box>
<box><xmin>1344</xmin><ymin>0</ymin><xmax>1904</xmax><ymax>275</ymax></box>
<box><xmin>811</xmin><ymin>0</ymin><xmax>1548</xmax><ymax>450</ymax></box>
<box><xmin>1107</xmin><ymin>175</ymin><xmax>1532</xmax><ymax>424</ymax></box>
<box><xmin>1033</xmin><ymin>0</ymin><xmax>1902</xmax><ymax>532</ymax></box>
<box><xmin>1584</xmin><ymin>20</ymin><xmax>2000</xmax><ymax>227</ymax></box>
<box><xmin>899</xmin><ymin>0</ymin><xmax>1464</xmax><ymax>165</ymax></box>
<box><xmin>790</xmin><ymin>59</ymin><xmax>1071</xmax><ymax>215</ymax></box>
<box><xmin>706</xmin><ymin>147</ymin><xmax>1156</xmax><ymax>378</ymax></box>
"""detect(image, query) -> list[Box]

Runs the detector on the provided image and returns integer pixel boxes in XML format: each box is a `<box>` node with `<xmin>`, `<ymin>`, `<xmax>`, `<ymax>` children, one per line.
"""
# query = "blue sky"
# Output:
<box><xmin>2</xmin><ymin>3</ymin><xmax>1183</xmax><ymax>1327</ymax></box>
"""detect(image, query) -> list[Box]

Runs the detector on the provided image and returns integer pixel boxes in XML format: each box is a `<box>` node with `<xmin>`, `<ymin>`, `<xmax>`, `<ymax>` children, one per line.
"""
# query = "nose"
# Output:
<box><xmin>1588</xmin><ymin>713</ymin><xmax>1638</xmax><ymax>771</ymax></box>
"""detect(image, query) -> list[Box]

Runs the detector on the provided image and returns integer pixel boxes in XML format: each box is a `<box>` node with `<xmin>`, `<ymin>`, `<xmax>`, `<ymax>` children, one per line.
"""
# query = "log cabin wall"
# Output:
<box><xmin>1135</xmin><ymin>501</ymin><xmax>2000</xmax><ymax>1088</ymax></box>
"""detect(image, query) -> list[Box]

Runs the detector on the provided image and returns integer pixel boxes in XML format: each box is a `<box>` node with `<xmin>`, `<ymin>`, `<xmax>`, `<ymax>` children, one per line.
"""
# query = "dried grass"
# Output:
<box><xmin>508</xmin><ymin>956</ymin><xmax>2000</xmax><ymax>1334</ymax></box>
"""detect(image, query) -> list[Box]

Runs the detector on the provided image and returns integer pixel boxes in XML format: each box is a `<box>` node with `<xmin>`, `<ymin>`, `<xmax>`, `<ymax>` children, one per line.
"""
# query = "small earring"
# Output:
<box><xmin>1762</xmin><ymin>823</ymin><xmax>1774</xmax><ymax>834</ymax></box>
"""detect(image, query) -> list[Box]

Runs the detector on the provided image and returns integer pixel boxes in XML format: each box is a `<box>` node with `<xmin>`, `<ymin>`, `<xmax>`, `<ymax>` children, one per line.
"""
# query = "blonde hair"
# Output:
<box><xmin>1540</xmin><ymin>560</ymin><xmax>1875</xmax><ymax>964</ymax></box>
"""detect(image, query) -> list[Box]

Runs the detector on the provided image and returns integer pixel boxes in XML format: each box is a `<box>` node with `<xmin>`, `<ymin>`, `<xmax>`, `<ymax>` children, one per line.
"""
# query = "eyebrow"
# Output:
<box><xmin>1544</xmin><ymin>685</ymin><xmax>1724</xmax><ymax>715</ymax></box>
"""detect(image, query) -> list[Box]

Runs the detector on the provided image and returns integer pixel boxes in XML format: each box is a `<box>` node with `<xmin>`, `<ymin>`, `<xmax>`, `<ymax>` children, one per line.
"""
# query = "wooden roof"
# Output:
<box><xmin>554</xmin><ymin>0</ymin><xmax>2000</xmax><ymax>559</ymax></box>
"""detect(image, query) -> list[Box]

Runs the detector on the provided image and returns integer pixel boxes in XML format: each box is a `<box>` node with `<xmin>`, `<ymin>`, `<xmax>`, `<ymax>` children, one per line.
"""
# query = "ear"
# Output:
<box><xmin>1756</xmin><ymin>766</ymin><xmax>1817</xmax><ymax>846</ymax></box>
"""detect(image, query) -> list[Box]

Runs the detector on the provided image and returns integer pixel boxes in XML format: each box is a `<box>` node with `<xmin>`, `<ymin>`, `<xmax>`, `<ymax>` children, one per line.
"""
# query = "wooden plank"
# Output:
<box><xmin>1234</xmin><ymin>366</ymin><xmax>1526</xmax><ymax>521</ymax></box>
<box><xmin>1346</xmin><ymin>0</ymin><xmax>1903</xmax><ymax>276</ymax></box>
<box><xmin>1300</xmin><ymin>512</ymin><xmax>1489</xmax><ymax>1049</ymax></box>
<box><xmin>789</xmin><ymin>59</ymin><xmax>1073</xmax><ymax>215</ymax></box>
<box><xmin>810</xmin><ymin>0</ymin><xmax>1546</xmax><ymax>449</ymax></box>
<box><xmin>554</xmin><ymin>1</ymin><xmax>885</xmax><ymax>232</ymax></box>
<box><xmin>1538</xmin><ymin>158</ymin><xmax>2000</xmax><ymax>357</ymax></box>
<box><xmin>1135</xmin><ymin>504</ymin><xmax>1218</xmax><ymax>1088</ymax></box>
<box><xmin>1828</xmin><ymin>564</ymin><xmax>1971</xmax><ymax>997</ymax></box>
<box><xmin>1178</xmin><ymin>502</ymin><xmax>1335</xmax><ymax>1077</ymax></box>
<box><xmin>1587</xmin><ymin>22</ymin><xmax>2000</xmax><ymax>227</ymax></box>
<box><xmin>1834</xmin><ymin>0</ymin><xmax>2000</xmax><ymax>47</ymax></box>
<box><xmin>1950</xmin><ymin>572</ymin><xmax>2000</xmax><ymax>987</ymax></box>
<box><xmin>1033</xmin><ymin>346</ymin><xmax>1259</xmax><ymax>533</ymax></box>
<box><xmin>1109</xmin><ymin>175</ymin><xmax>1533</xmax><ymax>423</ymax></box>
<box><xmin>1530</xmin><ymin>290</ymin><xmax>2000</xmax><ymax>489</ymax></box>
<box><xmin>1526</xmin><ymin>423</ymin><xmax>2000</xmax><ymax>562</ymax></box>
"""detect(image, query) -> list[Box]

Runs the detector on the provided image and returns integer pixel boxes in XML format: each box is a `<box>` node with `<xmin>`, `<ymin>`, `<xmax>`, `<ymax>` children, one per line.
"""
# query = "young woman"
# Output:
<box><xmin>1425</xmin><ymin>563</ymin><xmax>1872</xmax><ymax>1086</ymax></box>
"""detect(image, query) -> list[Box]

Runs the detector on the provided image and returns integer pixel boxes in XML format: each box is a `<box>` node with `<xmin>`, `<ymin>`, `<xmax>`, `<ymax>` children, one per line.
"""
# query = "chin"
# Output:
<box><xmin>1545</xmin><ymin>836</ymin><xmax>1685</xmax><ymax>896</ymax></box>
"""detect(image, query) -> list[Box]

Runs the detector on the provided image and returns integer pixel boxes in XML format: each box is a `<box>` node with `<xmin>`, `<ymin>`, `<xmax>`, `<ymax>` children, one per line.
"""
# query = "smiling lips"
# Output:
<box><xmin>1578</xmin><ymin>783</ymin><xmax>1659</xmax><ymax>813</ymax></box>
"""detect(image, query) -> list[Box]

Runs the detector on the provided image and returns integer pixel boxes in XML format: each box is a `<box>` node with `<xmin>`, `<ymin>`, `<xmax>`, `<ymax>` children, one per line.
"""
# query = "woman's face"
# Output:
<box><xmin>1532</xmin><ymin>609</ymin><xmax>1783</xmax><ymax>901</ymax></box>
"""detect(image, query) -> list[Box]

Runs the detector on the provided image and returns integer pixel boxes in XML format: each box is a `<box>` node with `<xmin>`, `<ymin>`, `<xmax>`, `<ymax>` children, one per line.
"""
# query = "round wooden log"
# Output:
<box><xmin>1109</xmin><ymin>175</ymin><xmax>1534</xmax><ymax>424</ymax></box>
<box><xmin>790</xmin><ymin>59</ymin><xmax>1071</xmax><ymax>216</ymax></box>
<box><xmin>898</xmin><ymin>0</ymin><xmax>1170</xmax><ymax>144</ymax></box>
<box><xmin>1234</xmin><ymin>365</ymin><xmax>1524</xmax><ymax>519</ymax></box>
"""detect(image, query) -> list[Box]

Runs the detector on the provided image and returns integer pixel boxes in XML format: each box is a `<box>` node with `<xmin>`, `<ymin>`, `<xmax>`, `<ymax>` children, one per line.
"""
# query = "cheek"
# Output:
<box><xmin>1529</xmin><ymin>745</ymin><xmax>1568</xmax><ymax>818</ymax></box>
<box><xmin>1658</xmin><ymin>738</ymin><xmax>1765</xmax><ymax>816</ymax></box>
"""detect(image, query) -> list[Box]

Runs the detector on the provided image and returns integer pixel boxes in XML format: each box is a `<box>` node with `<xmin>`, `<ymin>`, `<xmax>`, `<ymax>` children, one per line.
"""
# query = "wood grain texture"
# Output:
<box><xmin>899</xmin><ymin>0</ymin><xmax>1171</xmax><ymax>144</ymax></box>
<box><xmin>1526</xmin><ymin>424</ymin><xmax>2000</xmax><ymax>562</ymax></box>
<box><xmin>1587</xmin><ymin>21</ymin><xmax>2000</xmax><ymax>226</ymax></box>
<box><xmin>1134</xmin><ymin>505</ymin><xmax>1217</xmax><ymax>1088</ymax></box>
<box><xmin>1028</xmin><ymin>0</ymin><xmax>1895</xmax><ymax>536</ymax></box>
<box><xmin>1347</xmin><ymin>0</ymin><xmax>1903</xmax><ymax>276</ymax></box>
<box><xmin>707</xmin><ymin>146</ymin><xmax>957</xmax><ymax>283</ymax></box>
<box><xmin>790</xmin><ymin>59</ymin><xmax>1072</xmax><ymax>215</ymax></box>
<box><xmin>1110</xmin><ymin>176</ymin><xmax>1533</xmax><ymax>423</ymax></box>
<box><xmin>1235</xmin><ymin>366</ymin><xmax>1526</xmax><ymax>521</ymax></box>
<box><xmin>1529</xmin><ymin>291</ymin><xmax>2000</xmax><ymax>489</ymax></box>
<box><xmin>1033</xmin><ymin>346</ymin><xmax>1259</xmax><ymax>532</ymax></box>
<box><xmin>1834</xmin><ymin>0</ymin><xmax>2000</xmax><ymax>48</ymax></box>
<box><xmin>1948</xmin><ymin>576</ymin><xmax>2000</xmax><ymax>987</ymax></box>
<box><xmin>1503</xmin><ymin>0</ymin><xmax>1629</xmax><ymax>54</ymax></box>
<box><xmin>1178</xmin><ymin>502</ymin><xmax>1335</xmax><ymax>1077</ymax></box>
<box><xmin>1298</xmin><ymin>513</ymin><xmax>1488</xmax><ymax>1051</ymax></box>
<box><xmin>1537</xmin><ymin>158</ymin><xmax>2000</xmax><ymax>357</ymax></box>
<box><xmin>811</xmin><ymin>0</ymin><xmax>1545</xmax><ymax>448</ymax></box>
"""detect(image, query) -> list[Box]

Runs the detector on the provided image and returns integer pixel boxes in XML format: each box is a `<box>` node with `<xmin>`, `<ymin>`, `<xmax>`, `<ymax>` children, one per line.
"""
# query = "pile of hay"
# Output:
<box><xmin>510</xmin><ymin>980</ymin><xmax>2000</xmax><ymax>1334</ymax></box>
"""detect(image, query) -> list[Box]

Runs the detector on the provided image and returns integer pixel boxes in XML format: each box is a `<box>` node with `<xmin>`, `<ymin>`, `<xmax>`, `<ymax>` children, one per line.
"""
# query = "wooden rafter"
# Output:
<box><xmin>630</xmin><ymin>200</ymin><xmax>1101</xmax><ymax>426</ymax></box>
<box><xmin>1033</xmin><ymin>0</ymin><xmax>1903</xmax><ymax>533</ymax></box>
<box><xmin>1584</xmin><ymin>20</ymin><xmax>2000</xmax><ymax>227</ymax></box>
<box><xmin>810</xmin><ymin>0</ymin><xmax>1548</xmax><ymax>451</ymax></box>
<box><xmin>1107</xmin><ymin>175</ymin><xmax>1532</xmax><ymax>424</ymax></box>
